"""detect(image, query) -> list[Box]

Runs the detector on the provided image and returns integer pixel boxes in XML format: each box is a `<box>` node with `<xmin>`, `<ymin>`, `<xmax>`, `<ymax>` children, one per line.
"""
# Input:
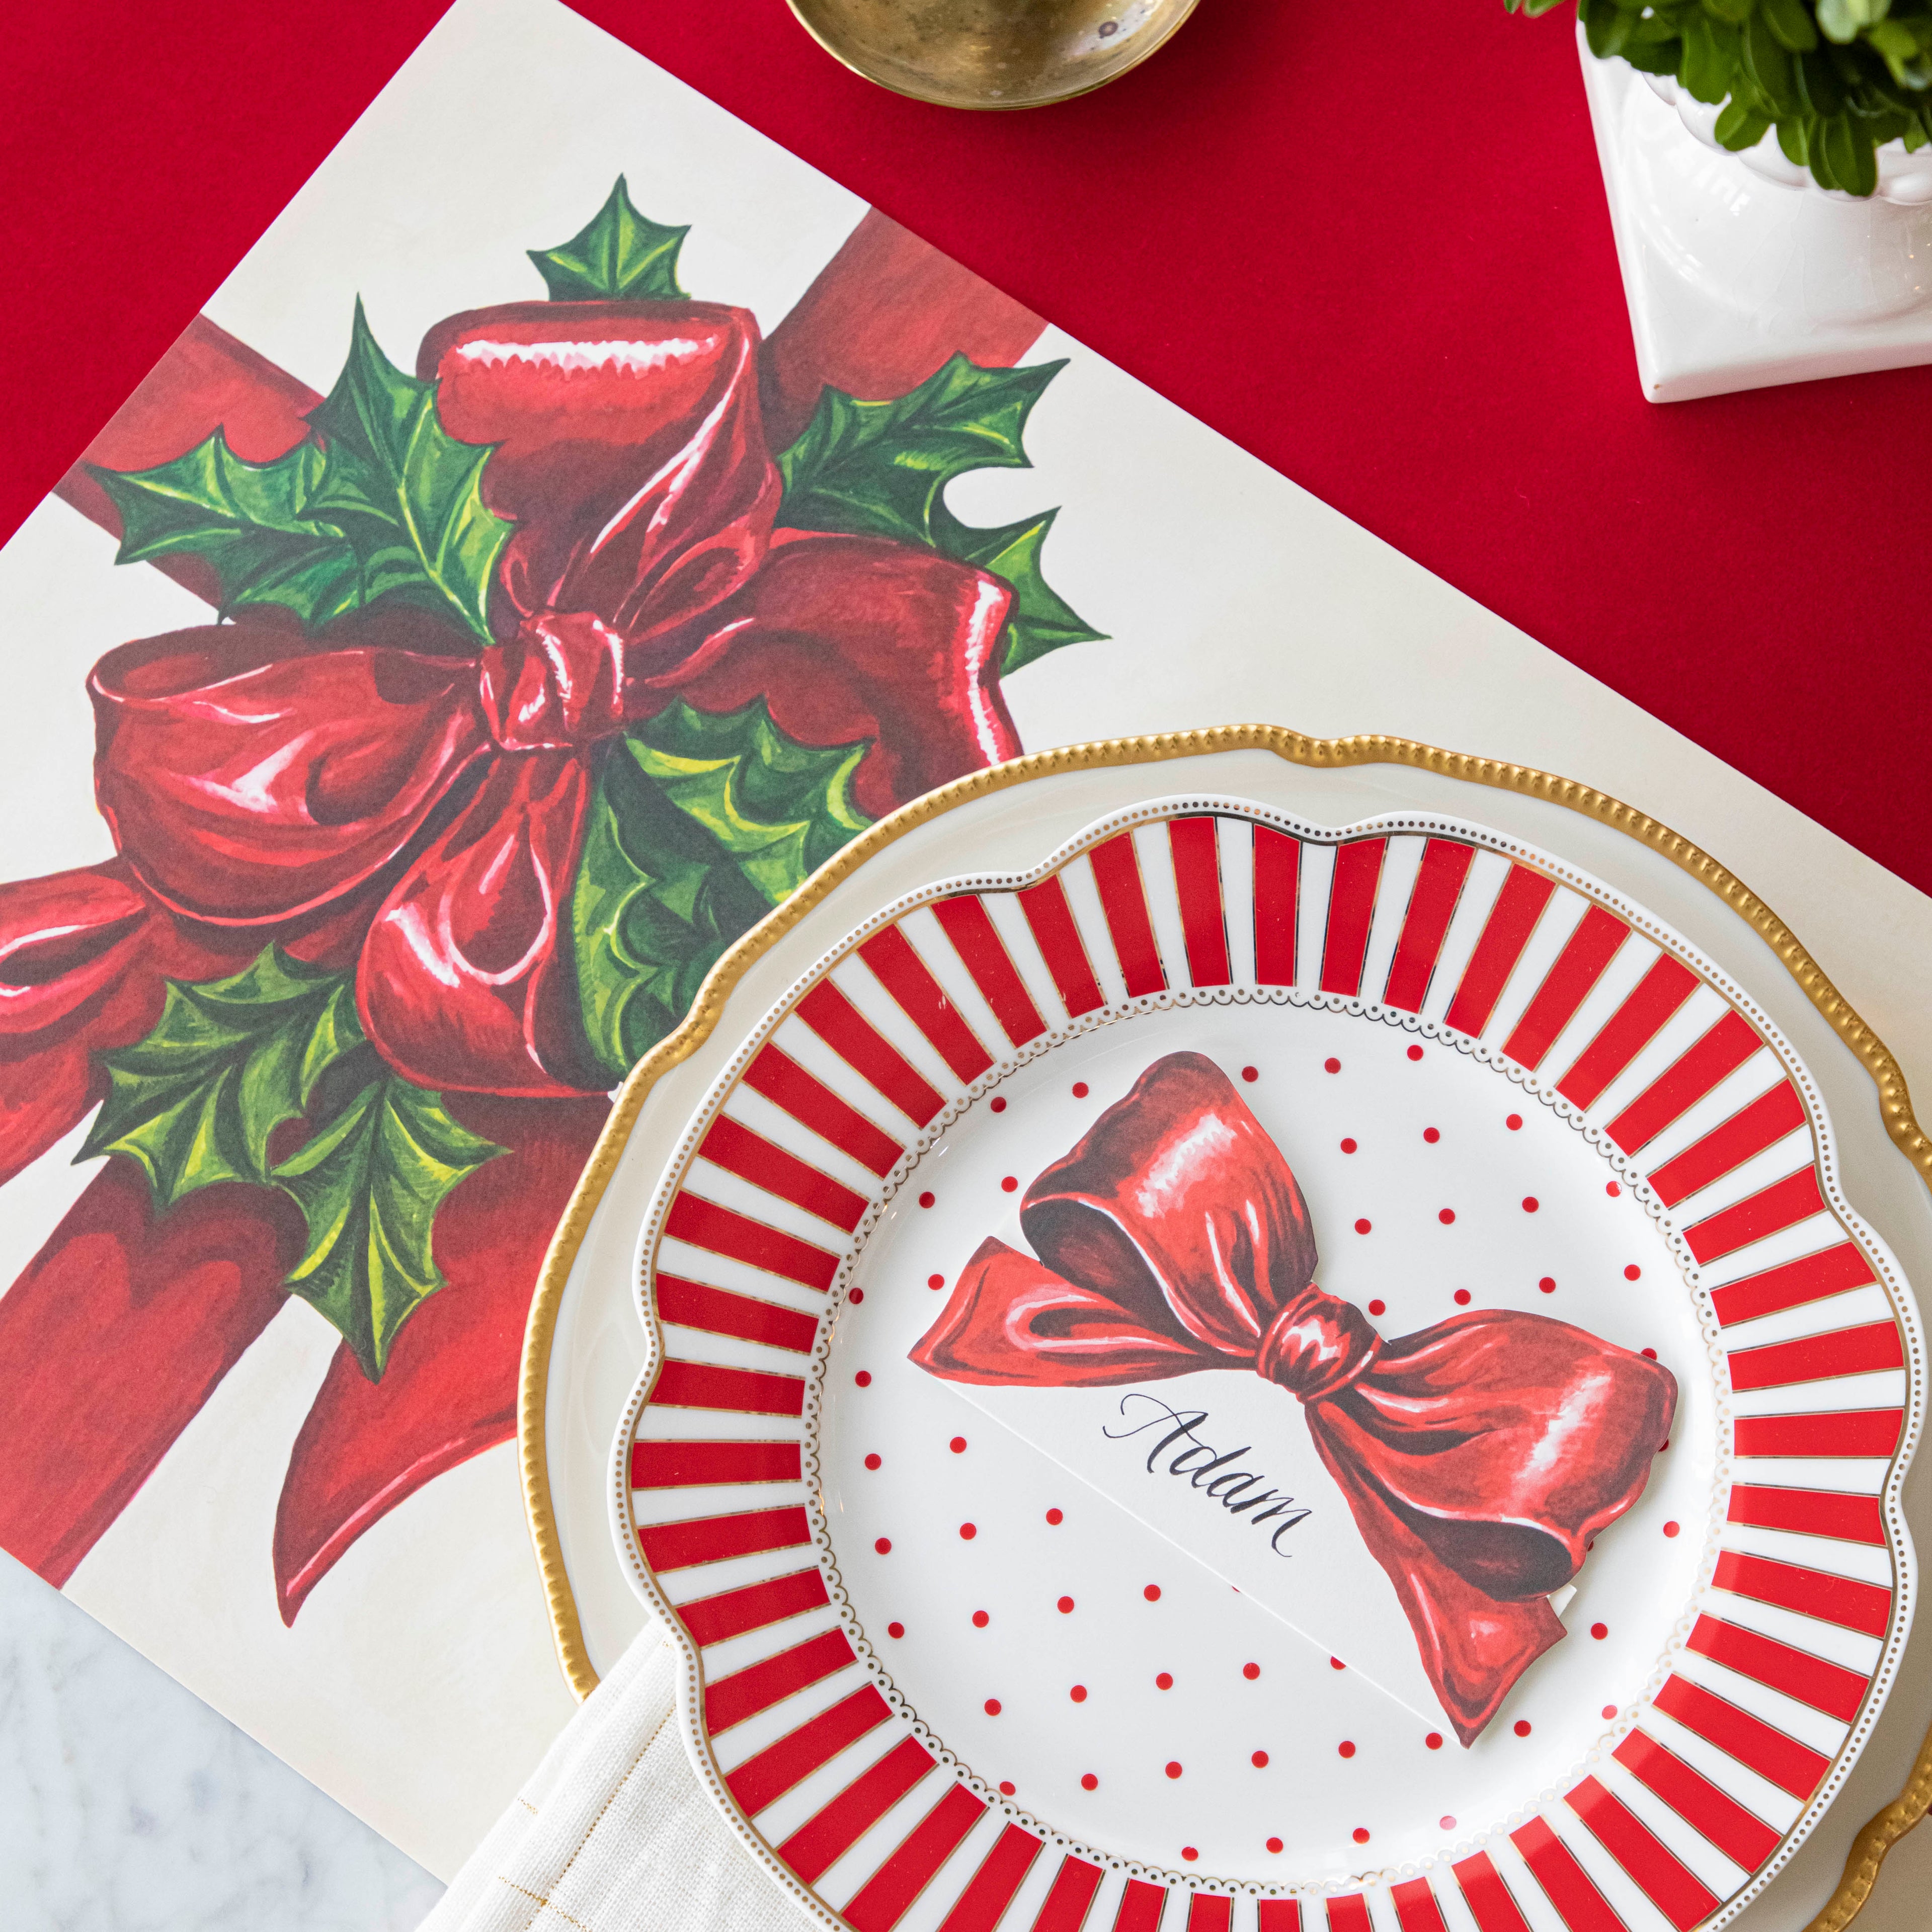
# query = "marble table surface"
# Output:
<box><xmin>8</xmin><ymin>1535</ymin><xmax>1932</xmax><ymax>1929</ymax></box>
<box><xmin>0</xmin><ymin>1552</ymin><xmax>444</xmax><ymax>1930</ymax></box>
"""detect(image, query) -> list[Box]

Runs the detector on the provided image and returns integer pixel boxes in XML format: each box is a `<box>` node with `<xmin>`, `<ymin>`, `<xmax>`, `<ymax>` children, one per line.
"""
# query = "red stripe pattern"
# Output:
<box><xmin>1252</xmin><ymin>827</ymin><xmax>1299</xmax><ymax>984</ymax></box>
<box><xmin>860</xmin><ymin>925</ymin><xmax>994</xmax><ymax>1084</ymax></box>
<box><xmin>933</xmin><ymin>896</ymin><xmax>1047</xmax><ymax>1048</ymax></box>
<box><xmin>1169</xmin><ymin>817</ymin><xmax>1232</xmax><ymax>988</ymax></box>
<box><xmin>1443</xmin><ymin>865</ymin><xmax>1556</xmax><ymax>1037</ymax></box>
<box><xmin>1382</xmin><ymin>838</ymin><xmax>1475</xmax><ymax>1013</ymax></box>
<box><xmin>841</xmin><ymin>1782</ymin><xmax>986</xmax><ymax>1932</ymax></box>
<box><xmin>1568</xmin><ymin>1775</ymin><xmax>1720</xmax><ymax>1931</ymax></box>
<box><xmin>611</xmin><ymin>806</ymin><xmax>1912</xmax><ymax>1932</ymax></box>
<box><xmin>1614</xmin><ymin>1730</ymin><xmax>1781</xmax><ymax>1872</ymax></box>
<box><xmin>1089</xmin><ymin>835</ymin><xmax>1166</xmax><ymax>999</ymax></box>
<box><xmin>1319</xmin><ymin>839</ymin><xmax>1387</xmax><ymax>997</ymax></box>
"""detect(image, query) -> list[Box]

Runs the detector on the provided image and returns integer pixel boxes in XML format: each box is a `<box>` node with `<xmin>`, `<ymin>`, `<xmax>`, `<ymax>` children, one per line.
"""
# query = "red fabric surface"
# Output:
<box><xmin>2</xmin><ymin>0</ymin><xmax>1926</xmax><ymax>893</ymax></box>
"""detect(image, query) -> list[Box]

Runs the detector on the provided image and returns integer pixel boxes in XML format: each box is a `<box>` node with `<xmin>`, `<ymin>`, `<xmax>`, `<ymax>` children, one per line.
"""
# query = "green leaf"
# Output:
<box><xmin>1681</xmin><ymin>12</ymin><xmax>1740</xmax><ymax>98</ymax></box>
<box><xmin>1743</xmin><ymin>10</ymin><xmax>1802</xmax><ymax>110</ymax></box>
<box><xmin>304</xmin><ymin>301</ymin><xmax>511</xmax><ymax>645</ymax></box>
<box><xmin>273</xmin><ymin>1075</ymin><xmax>503</xmax><ymax>1379</ymax></box>
<box><xmin>80</xmin><ymin>948</ymin><xmax>365</xmax><ymax>1213</ymax></box>
<box><xmin>1760</xmin><ymin>0</ymin><xmax>1820</xmax><ymax>50</ymax></box>
<box><xmin>528</xmin><ymin>177</ymin><xmax>689</xmax><ymax>301</ymax></box>
<box><xmin>571</xmin><ymin>700</ymin><xmax>871</xmax><ymax>1082</ymax></box>
<box><xmin>89</xmin><ymin>434</ymin><xmax>362</xmax><ymax>627</ymax></box>
<box><xmin>1715</xmin><ymin>96</ymin><xmax>1774</xmax><ymax>143</ymax></box>
<box><xmin>775</xmin><ymin>353</ymin><xmax>1105</xmax><ymax>677</ymax></box>
<box><xmin>928</xmin><ymin>504</ymin><xmax>1106</xmax><ymax>675</ymax></box>
<box><xmin>1703</xmin><ymin>0</ymin><xmax>1757</xmax><ymax>28</ymax></box>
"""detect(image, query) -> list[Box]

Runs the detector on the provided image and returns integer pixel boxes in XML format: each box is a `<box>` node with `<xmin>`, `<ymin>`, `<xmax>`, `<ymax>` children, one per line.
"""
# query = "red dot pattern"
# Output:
<box><xmin>1000</xmin><ymin>1175</ymin><xmax>1018</xmax><ymax>1193</ymax></box>
<box><xmin>918</xmin><ymin>1191</ymin><xmax>935</xmax><ymax>1209</ymax></box>
<box><xmin>1506</xmin><ymin>1113</ymin><xmax>1523</xmax><ymax>1130</ymax></box>
<box><xmin>1181</xmin><ymin>1847</ymin><xmax>1198</xmax><ymax>1862</ymax></box>
<box><xmin>1606</xmin><ymin>1180</ymin><xmax>1621</xmax><ymax>1196</ymax></box>
<box><xmin>1000</xmin><ymin>1780</ymin><xmax>1016</xmax><ymax>1796</ymax></box>
<box><xmin>853</xmin><ymin>1042</ymin><xmax>1685</xmax><ymax>1847</ymax></box>
<box><xmin>990</xmin><ymin>1096</ymin><xmax>1007</xmax><ymax>1113</ymax></box>
<box><xmin>1242</xmin><ymin>1065</ymin><xmax>1259</xmax><ymax>1082</ymax></box>
<box><xmin>1625</xmin><ymin>1264</ymin><xmax>1643</xmax><ymax>1280</ymax></box>
<box><xmin>1324</xmin><ymin>1058</ymin><xmax>1342</xmax><ymax>1074</ymax></box>
<box><xmin>875</xmin><ymin>1537</ymin><xmax>892</xmax><ymax>1554</ymax></box>
<box><xmin>848</xmin><ymin>1287</ymin><xmax>865</xmax><ymax>1305</ymax></box>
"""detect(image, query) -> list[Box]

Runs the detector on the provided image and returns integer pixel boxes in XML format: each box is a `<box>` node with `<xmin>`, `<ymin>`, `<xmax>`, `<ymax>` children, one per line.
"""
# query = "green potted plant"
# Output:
<box><xmin>1509</xmin><ymin>0</ymin><xmax>1932</xmax><ymax>196</ymax></box>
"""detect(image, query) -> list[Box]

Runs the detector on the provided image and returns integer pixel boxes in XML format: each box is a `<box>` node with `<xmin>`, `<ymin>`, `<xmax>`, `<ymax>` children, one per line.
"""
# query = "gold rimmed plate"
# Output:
<box><xmin>519</xmin><ymin>728</ymin><xmax>1932</xmax><ymax>1930</ymax></box>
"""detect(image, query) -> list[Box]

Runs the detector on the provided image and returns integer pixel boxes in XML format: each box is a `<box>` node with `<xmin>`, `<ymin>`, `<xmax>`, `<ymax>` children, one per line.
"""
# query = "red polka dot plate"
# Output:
<box><xmin>597</xmin><ymin>779</ymin><xmax>1925</xmax><ymax>1932</ymax></box>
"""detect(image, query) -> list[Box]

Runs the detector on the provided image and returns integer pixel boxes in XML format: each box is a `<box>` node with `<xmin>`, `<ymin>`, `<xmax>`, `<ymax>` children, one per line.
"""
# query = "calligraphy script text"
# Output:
<box><xmin>1102</xmin><ymin>1395</ymin><xmax>1312</xmax><ymax>1554</ymax></box>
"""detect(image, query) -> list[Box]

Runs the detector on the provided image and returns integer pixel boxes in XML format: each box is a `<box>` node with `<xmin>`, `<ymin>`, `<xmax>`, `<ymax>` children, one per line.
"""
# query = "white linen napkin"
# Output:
<box><xmin>419</xmin><ymin>1617</ymin><xmax>805</xmax><ymax>1932</ymax></box>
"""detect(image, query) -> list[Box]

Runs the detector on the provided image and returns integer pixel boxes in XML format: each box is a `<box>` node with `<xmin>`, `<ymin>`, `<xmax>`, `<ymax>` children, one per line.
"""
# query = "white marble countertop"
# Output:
<box><xmin>0</xmin><ymin>1552</ymin><xmax>444</xmax><ymax>1930</ymax></box>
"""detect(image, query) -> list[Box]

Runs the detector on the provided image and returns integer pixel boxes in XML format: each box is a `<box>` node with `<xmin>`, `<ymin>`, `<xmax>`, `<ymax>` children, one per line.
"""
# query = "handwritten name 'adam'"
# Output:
<box><xmin>1102</xmin><ymin>1395</ymin><xmax>1312</xmax><ymax>1554</ymax></box>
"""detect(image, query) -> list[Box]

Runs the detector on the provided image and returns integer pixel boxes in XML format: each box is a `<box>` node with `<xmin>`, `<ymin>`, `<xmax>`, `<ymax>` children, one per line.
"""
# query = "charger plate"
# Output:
<box><xmin>518</xmin><ymin>731</ymin><xmax>1932</xmax><ymax>1932</ymax></box>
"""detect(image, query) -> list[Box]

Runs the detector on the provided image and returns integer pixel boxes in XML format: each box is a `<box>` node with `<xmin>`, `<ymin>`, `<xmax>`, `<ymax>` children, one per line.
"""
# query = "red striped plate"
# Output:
<box><xmin>611</xmin><ymin>801</ymin><xmax>1921</xmax><ymax>1932</ymax></box>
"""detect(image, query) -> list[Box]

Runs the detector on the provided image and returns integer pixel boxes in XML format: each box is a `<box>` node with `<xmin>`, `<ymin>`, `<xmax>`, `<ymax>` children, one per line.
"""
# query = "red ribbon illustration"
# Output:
<box><xmin>910</xmin><ymin>1051</ymin><xmax>1678</xmax><ymax>1744</ymax></box>
<box><xmin>86</xmin><ymin>299</ymin><xmax>1019</xmax><ymax>1101</ymax></box>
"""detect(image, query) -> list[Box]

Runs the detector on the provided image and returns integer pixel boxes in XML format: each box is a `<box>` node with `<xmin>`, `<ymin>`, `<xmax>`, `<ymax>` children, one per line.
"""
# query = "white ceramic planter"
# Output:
<box><xmin>1580</xmin><ymin>26</ymin><xmax>1932</xmax><ymax>399</ymax></box>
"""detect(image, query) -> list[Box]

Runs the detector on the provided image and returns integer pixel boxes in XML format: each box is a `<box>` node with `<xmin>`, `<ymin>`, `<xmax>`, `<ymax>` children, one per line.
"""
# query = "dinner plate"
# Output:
<box><xmin>520</xmin><ymin>734</ymin><xmax>1932</xmax><ymax>1932</ymax></box>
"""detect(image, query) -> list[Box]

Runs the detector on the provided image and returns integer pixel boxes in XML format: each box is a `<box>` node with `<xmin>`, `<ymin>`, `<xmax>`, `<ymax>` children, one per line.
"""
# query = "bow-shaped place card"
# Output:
<box><xmin>909</xmin><ymin>1052</ymin><xmax>1677</xmax><ymax>1743</ymax></box>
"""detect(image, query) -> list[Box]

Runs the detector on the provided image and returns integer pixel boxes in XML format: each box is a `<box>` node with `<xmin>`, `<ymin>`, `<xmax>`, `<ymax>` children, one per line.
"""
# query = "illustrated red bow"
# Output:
<box><xmin>86</xmin><ymin>300</ymin><xmax>1018</xmax><ymax>1099</ymax></box>
<box><xmin>910</xmin><ymin>1052</ymin><xmax>1678</xmax><ymax>1744</ymax></box>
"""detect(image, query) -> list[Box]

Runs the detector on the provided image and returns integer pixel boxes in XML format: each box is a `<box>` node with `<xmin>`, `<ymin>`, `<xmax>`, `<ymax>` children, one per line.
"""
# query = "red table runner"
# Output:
<box><xmin>6</xmin><ymin>0</ymin><xmax>1926</xmax><ymax>896</ymax></box>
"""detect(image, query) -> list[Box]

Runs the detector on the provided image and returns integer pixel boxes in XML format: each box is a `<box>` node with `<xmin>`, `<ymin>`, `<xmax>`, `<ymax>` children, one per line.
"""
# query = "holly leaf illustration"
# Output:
<box><xmin>272</xmin><ymin>1075</ymin><xmax>504</xmax><ymax>1379</ymax></box>
<box><xmin>79</xmin><ymin>948</ymin><xmax>365</xmax><ymax>1213</ymax></box>
<box><xmin>528</xmin><ymin>176</ymin><xmax>689</xmax><ymax>301</ymax></box>
<box><xmin>303</xmin><ymin>300</ymin><xmax>511</xmax><ymax>645</ymax></box>
<box><xmin>775</xmin><ymin>353</ymin><xmax>1104</xmax><ymax>676</ymax></box>
<box><xmin>929</xmin><ymin>504</ymin><xmax>1106</xmax><ymax>677</ymax></box>
<box><xmin>89</xmin><ymin>433</ymin><xmax>363</xmax><ymax>626</ymax></box>
<box><xmin>572</xmin><ymin>700</ymin><xmax>870</xmax><ymax>1082</ymax></box>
